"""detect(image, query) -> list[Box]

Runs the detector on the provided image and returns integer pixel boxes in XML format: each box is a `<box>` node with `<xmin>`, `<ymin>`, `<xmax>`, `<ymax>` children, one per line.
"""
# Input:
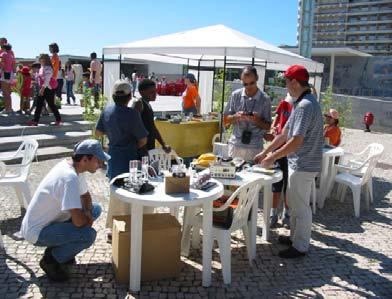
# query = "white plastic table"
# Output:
<box><xmin>317</xmin><ymin>146</ymin><xmax>345</xmax><ymax>208</ymax></box>
<box><xmin>213</xmin><ymin>170</ymin><xmax>282</xmax><ymax>259</ymax></box>
<box><xmin>110</xmin><ymin>174</ymin><xmax>224</xmax><ymax>292</ymax></box>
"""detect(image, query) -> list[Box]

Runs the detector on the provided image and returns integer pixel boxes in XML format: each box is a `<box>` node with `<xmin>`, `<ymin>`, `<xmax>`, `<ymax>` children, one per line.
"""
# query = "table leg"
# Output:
<box><xmin>249</xmin><ymin>193</ymin><xmax>258</xmax><ymax>259</ymax></box>
<box><xmin>317</xmin><ymin>156</ymin><xmax>329</xmax><ymax>209</ymax></box>
<box><xmin>262</xmin><ymin>184</ymin><xmax>272</xmax><ymax>242</ymax></box>
<box><xmin>129</xmin><ymin>203</ymin><xmax>143</xmax><ymax>292</ymax></box>
<box><xmin>202</xmin><ymin>201</ymin><xmax>213</xmax><ymax>287</ymax></box>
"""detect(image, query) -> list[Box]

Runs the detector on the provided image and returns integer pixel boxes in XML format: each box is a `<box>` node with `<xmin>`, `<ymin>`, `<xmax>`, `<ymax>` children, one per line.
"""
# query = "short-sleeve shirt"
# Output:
<box><xmin>96</xmin><ymin>103</ymin><xmax>148</xmax><ymax>151</ymax></box>
<box><xmin>324</xmin><ymin>125</ymin><xmax>341</xmax><ymax>146</ymax></box>
<box><xmin>285</xmin><ymin>93</ymin><xmax>324</xmax><ymax>172</ymax></box>
<box><xmin>51</xmin><ymin>54</ymin><xmax>60</xmax><ymax>79</ymax></box>
<box><xmin>0</xmin><ymin>51</ymin><xmax>15</xmax><ymax>72</ymax></box>
<box><xmin>20</xmin><ymin>159</ymin><xmax>88</xmax><ymax>244</ymax></box>
<box><xmin>90</xmin><ymin>59</ymin><xmax>102</xmax><ymax>84</ymax></box>
<box><xmin>224</xmin><ymin>88</ymin><xmax>272</xmax><ymax>149</ymax></box>
<box><xmin>275</xmin><ymin>99</ymin><xmax>293</xmax><ymax>135</ymax></box>
<box><xmin>131</xmin><ymin>98</ymin><xmax>156</xmax><ymax>151</ymax></box>
<box><xmin>182</xmin><ymin>85</ymin><xmax>198</xmax><ymax>109</ymax></box>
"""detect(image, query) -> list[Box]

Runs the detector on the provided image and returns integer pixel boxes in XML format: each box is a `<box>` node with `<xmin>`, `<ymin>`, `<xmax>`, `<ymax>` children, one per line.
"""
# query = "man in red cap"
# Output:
<box><xmin>254</xmin><ymin>65</ymin><xmax>324</xmax><ymax>258</ymax></box>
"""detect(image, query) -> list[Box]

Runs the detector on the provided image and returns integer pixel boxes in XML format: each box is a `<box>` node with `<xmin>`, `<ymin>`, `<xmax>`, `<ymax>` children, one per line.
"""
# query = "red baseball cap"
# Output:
<box><xmin>284</xmin><ymin>65</ymin><xmax>309</xmax><ymax>82</ymax></box>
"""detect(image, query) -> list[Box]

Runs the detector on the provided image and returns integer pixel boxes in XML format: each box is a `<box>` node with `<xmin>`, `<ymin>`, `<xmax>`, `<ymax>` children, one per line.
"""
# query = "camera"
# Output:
<box><xmin>246</xmin><ymin>112</ymin><xmax>254</xmax><ymax>116</ymax></box>
<box><xmin>241</xmin><ymin>130</ymin><xmax>252</xmax><ymax>144</ymax></box>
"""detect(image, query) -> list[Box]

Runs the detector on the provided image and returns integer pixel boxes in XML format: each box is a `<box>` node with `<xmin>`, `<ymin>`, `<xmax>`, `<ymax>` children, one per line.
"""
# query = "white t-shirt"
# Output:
<box><xmin>21</xmin><ymin>159</ymin><xmax>89</xmax><ymax>244</ymax></box>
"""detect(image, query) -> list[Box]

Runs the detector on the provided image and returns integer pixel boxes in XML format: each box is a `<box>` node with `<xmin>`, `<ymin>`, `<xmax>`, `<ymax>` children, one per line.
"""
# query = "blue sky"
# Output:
<box><xmin>1</xmin><ymin>0</ymin><xmax>299</xmax><ymax>58</ymax></box>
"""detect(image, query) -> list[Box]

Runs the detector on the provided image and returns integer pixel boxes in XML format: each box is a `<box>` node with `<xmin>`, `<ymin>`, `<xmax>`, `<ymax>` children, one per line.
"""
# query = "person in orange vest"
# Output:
<box><xmin>323</xmin><ymin>108</ymin><xmax>342</xmax><ymax>146</ymax></box>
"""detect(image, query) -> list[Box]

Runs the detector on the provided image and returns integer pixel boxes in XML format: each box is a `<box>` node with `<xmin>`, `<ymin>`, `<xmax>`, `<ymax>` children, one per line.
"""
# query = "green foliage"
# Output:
<box><xmin>273</xmin><ymin>72</ymin><xmax>286</xmax><ymax>87</ymax></box>
<box><xmin>212</xmin><ymin>69</ymin><xmax>232</xmax><ymax>113</ymax></box>
<box><xmin>321</xmin><ymin>85</ymin><xmax>353</xmax><ymax>128</ymax></box>
<box><xmin>82</xmin><ymin>88</ymin><xmax>108</xmax><ymax>139</ymax></box>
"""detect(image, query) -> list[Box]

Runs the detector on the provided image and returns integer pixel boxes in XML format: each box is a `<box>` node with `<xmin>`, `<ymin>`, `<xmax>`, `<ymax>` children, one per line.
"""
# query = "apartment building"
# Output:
<box><xmin>299</xmin><ymin>0</ymin><xmax>392</xmax><ymax>56</ymax></box>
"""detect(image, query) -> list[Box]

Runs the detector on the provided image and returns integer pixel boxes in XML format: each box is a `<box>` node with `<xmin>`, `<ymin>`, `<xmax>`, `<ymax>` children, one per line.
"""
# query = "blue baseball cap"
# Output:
<box><xmin>185</xmin><ymin>73</ymin><xmax>196</xmax><ymax>83</ymax></box>
<box><xmin>74</xmin><ymin>139</ymin><xmax>111</xmax><ymax>161</ymax></box>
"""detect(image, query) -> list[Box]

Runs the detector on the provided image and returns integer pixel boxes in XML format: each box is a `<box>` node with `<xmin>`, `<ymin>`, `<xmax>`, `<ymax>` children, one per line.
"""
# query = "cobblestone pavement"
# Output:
<box><xmin>0</xmin><ymin>128</ymin><xmax>391</xmax><ymax>298</ymax></box>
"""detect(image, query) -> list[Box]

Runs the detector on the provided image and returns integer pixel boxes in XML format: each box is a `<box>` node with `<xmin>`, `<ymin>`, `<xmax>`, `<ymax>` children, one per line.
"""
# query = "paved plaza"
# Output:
<box><xmin>0</xmin><ymin>128</ymin><xmax>391</xmax><ymax>299</ymax></box>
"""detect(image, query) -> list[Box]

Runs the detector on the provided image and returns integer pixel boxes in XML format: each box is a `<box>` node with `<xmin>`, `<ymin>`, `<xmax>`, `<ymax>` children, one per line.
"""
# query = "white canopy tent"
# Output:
<box><xmin>102</xmin><ymin>24</ymin><xmax>324</xmax><ymax>132</ymax></box>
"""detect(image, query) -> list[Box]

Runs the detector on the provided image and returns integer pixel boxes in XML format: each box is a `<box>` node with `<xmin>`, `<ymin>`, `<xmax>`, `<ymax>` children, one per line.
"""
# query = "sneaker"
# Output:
<box><xmin>16</xmin><ymin>110</ymin><xmax>23</xmax><ymax>114</ymax></box>
<box><xmin>39</xmin><ymin>249</ymin><xmax>69</xmax><ymax>282</ymax></box>
<box><xmin>278</xmin><ymin>246</ymin><xmax>306</xmax><ymax>259</ymax></box>
<box><xmin>26</xmin><ymin>120</ymin><xmax>38</xmax><ymax>126</ymax></box>
<box><xmin>282</xmin><ymin>215</ymin><xmax>290</xmax><ymax>229</ymax></box>
<box><xmin>278</xmin><ymin>235</ymin><xmax>292</xmax><ymax>246</ymax></box>
<box><xmin>54</xmin><ymin>120</ymin><xmax>63</xmax><ymax>126</ymax></box>
<box><xmin>270</xmin><ymin>214</ymin><xmax>279</xmax><ymax>228</ymax></box>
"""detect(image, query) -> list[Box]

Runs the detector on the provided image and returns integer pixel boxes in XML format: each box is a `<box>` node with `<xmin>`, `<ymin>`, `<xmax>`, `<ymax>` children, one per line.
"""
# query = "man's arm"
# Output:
<box><xmin>95</xmin><ymin>129</ymin><xmax>104</xmax><ymax>138</ymax></box>
<box><xmin>70</xmin><ymin>208</ymin><xmax>91</xmax><ymax>227</ymax></box>
<box><xmin>254</xmin><ymin>127</ymin><xmax>288</xmax><ymax>163</ymax></box>
<box><xmin>137</xmin><ymin>137</ymin><xmax>147</xmax><ymax>148</ymax></box>
<box><xmin>248</xmin><ymin>113</ymin><xmax>271</xmax><ymax>130</ymax></box>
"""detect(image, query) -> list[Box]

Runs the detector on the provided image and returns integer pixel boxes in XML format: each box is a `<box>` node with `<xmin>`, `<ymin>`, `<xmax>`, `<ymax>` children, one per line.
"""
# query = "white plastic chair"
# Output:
<box><xmin>0</xmin><ymin>139</ymin><xmax>39</xmax><ymax>210</ymax></box>
<box><xmin>148</xmin><ymin>148</ymin><xmax>183</xmax><ymax>172</ymax></box>
<box><xmin>148</xmin><ymin>148</ymin><xmax>183</xmax><ymax>217</ymax></box>
<box><xmin>181</xmin><ymin>179</ymin><xmax>263</xmax><ymax>284</ymax></box>
<box><xmin>334</xmin><ymin>143</ymin><xmax>384</xmax><ymax>217</ymax></box>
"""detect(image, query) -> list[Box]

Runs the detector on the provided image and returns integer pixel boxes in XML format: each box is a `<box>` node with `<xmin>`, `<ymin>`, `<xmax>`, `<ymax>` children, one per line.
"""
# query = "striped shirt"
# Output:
<box><xmin>224</xmin><ymin>88</ymin><xmax>271</xmax><ymax>149</ymax></box>
<box><xmin>285</xmin><ymin>93</ymin><xmax>324</xmax><ymax>172</ymax></box>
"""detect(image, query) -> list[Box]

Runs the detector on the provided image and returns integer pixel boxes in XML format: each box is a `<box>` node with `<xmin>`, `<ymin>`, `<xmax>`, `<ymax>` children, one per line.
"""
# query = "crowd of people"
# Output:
<box><xmin>0</xmin><ymin>38</ymin><xmax>103</xmax><ymax>126</ymax></box>
<box><xmin>14</xmin><ymin>61</ymin><xmax>344</xmax><ymax>281</ymax></box>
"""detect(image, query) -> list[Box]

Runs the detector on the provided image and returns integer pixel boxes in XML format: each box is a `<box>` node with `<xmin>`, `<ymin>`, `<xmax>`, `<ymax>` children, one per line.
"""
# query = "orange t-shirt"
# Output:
<box><xmin>182</xmin><ymin>85</ymin><xmax>198</xmax><ymax>109</ymax></box>
<box><xmin>324</xmin><ymin>125</ymin><xmax>341</xmax><ymax>146</ymax></box>
<box><xmin>51</xmin><ymin>54</ymin><xmax>60</xmax><ymax>79</ymax></box>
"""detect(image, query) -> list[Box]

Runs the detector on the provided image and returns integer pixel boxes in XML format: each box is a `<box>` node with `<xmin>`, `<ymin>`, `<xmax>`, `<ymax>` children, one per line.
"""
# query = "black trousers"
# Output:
<box><xmin>56</xmin><ymin>79</ymin><xmax>64</xmax><ymax>98</ymax></box>
<box><xmin>33</xmin><ymin>87</ymin><xmax>61</xmax><ymax>122</ymax></box>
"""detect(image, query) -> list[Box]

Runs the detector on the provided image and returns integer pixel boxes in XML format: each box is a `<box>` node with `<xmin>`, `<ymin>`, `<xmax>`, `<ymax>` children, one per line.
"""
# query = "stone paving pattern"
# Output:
<box><xmin>0</xmin><ymin>128</ymin><xmax>391</xmax><ymax>298</ymax></box>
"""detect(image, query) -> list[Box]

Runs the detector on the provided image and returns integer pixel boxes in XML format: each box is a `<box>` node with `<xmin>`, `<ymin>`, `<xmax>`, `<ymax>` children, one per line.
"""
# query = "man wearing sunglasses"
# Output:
<box><xmin>223</xmin><ymin>66</ymin><xmax>272</xmax><ymax>161</ymax></box>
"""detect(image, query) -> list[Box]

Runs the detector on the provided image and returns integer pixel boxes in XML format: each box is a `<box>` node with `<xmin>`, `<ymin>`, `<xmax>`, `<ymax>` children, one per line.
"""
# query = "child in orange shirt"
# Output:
<box><xmin>324</xmin><ymin>108</ymin><xmax>342</xmax><ymax>146</ymax></box>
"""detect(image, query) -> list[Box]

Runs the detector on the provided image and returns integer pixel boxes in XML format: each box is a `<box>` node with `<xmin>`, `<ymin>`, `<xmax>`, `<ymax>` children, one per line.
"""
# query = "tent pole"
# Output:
<box><xmin>186</xmin><ymin>59</ymin><xmax>190</xmax><ymax>74</ymax></box>
<box><xmin>251</xmin><ymin>57</ymin><xmax>255</xmax><ymax>66</ymax></box>
<box><xmin>211</xmin><ymin>60</ymin><xmax>216</xmax><ymax>113</ymax></box>
<box><xmin>119</xmin><ymin>54</ymin><xmax>122</xmax><ymax>79</ymax></box>
<box><xmin>197</xmin><ymin>58</ymin><xmax>201</xmax><ymax>84</ymax></box>
<box><xmin>219</xmin><ymin>56</ymin><xmax>227</xmax><ymax>141</ymax></box>
<box><xmin>101</xmin><ymin>54</ymin><xmax>105</xmax><ymax>95</ymax></box>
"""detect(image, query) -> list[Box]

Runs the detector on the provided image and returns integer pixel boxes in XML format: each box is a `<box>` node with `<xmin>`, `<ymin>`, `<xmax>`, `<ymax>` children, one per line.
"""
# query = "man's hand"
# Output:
<box><xmin>254</xmin><ymin>151</ymin><xmax>267</xmax><ymax>164</ymax></box>
<box><xmin>85</xmin><ymin>210</ymin><xmax>93</xmax><ymax>227</ymax></box>
<box><xmin>264</xmin><ymin>132</ymin><xmax>275</xmax><ymax>142</ymax></box>
<box><xmin>39</xmin><ymin>86</ymin><xmax>45</xmax><ymax>96</ymax></box>
<box><xmin>162</xmin><ymin>144</ymin><xmax>172</xmax><ymax>154</ymax></box>
<box><xmin>260</xmin><ymin>154</ymin><xmax>276</xmax><ymax>169</ymax></box>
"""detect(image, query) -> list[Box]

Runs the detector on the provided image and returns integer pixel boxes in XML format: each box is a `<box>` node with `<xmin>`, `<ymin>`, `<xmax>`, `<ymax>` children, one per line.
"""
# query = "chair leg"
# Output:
<box><xmin>191</xmin><ymin>227</ymin><xmax>201</xmax><ymax>250</ymax></box>
<box><xmin>14</xmin><ymin>184</ymin><xmax>30</xmax><ymax>210</ymax></box>
<box><xmin>340</xmin><ymin>185</ymin><xmax>348</xmax><ymax>203</ymax></box>
<box><xmin>311</xmin><ymin>180</ymin><xmax>316</xmax><ymax>214</ymax></box>
<box><xmin>0</xmin><ymin>229</ymin><xmax>4</xmax><ymax>249</ymax></box>
<box><xmin>352</xmin><ymin>187</ymin><xmax>361</xmax><ymax>218</ymax></box>
<box><xmin>242</xmin><ymin>225</ymin><xmax>252</xmax><ymax>264</ymax></box>
<box><xmin>216</xmin><ymin>230</ymin><xmax>232</xmax><ymax>284</ymax></box>
<box><xmin>368</xmin><ymin>179</ymin><xmax>374</xmax><ymax>204</ymax></box>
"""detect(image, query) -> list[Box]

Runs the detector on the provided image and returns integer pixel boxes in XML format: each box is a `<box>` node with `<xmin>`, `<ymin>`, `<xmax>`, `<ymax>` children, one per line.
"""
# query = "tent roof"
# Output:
<box><xmin>103</xmin><ymin>24</ymin><xmax>324</xmax><ymax>72</ymax></box>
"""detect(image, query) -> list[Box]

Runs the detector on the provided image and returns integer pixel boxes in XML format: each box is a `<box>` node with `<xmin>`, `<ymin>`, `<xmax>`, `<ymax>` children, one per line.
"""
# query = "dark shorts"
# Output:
<box><xmin>272</xmin><ymin>156</ymin><xmax>288</xmax><ymax>194</ymax></box>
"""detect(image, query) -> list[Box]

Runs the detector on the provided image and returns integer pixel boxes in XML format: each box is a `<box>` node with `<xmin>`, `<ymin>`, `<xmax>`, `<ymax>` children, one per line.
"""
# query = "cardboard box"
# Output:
<box><xmin>112</xmin><ymin>213</ymin><xmax>181</xmax><ymax>284</ymax></box>
<box><xmin>165</xmin><ymin>174</ymin><xmax>190</xmax><ymax>194</ymax></box>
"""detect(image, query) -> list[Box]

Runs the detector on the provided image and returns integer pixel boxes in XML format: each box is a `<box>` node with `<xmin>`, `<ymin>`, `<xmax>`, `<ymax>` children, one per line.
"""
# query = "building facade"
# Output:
<box><xmin>299</xmin><ymin>0</ymin><xmax>392</xmax><ymax>56</ymax></box>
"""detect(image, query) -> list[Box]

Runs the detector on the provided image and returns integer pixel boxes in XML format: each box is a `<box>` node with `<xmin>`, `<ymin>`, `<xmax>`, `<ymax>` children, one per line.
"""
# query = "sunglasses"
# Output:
<box><xmin>243</xmin><ymin>81</ymin><xmax>256</xmax><ymax>87</ymax></box>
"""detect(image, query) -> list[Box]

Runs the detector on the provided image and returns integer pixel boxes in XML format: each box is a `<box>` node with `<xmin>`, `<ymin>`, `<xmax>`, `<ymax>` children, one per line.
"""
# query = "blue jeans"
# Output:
<box><xmin>35</xmin><ymin>203</ymin><xmax>102</xmax><ymax>263</ymax></box>
<box><xmin>66</xmin><ymin>80</ymin><xmax>76</xmax><ymax>103</ymax></box>
<box><xmin>182</xmin><ymin>106</ymin><xmax>197</xmax><ymax>115</ymax></box>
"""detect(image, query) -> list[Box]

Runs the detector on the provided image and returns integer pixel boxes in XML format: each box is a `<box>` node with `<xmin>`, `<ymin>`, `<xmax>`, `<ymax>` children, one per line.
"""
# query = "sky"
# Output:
<box><xmin>1</xmin><ymin>0</ymin><xmax>299</xmax><ymax>59</ymax></box>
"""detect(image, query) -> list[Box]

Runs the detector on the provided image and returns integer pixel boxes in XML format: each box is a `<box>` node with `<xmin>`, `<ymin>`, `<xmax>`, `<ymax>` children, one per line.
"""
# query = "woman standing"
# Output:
<box><xmin>65</xmin><ymin>61</ymin><xmax>76</xmax><ymax>104</ymax></box>
<box><xmin>27</xmin><ymin>54</ymin><xmax>62</xmax><ymax>126</ymax></box>
<box><xmin>181</xmin><ymin>73</ymin><xmax>200</xmax><ymax>115</ymax></box>
<box><xmin>0</xmin><ymin>43</ymin><xmax>15</xmax><ymax>114</ymax></box>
